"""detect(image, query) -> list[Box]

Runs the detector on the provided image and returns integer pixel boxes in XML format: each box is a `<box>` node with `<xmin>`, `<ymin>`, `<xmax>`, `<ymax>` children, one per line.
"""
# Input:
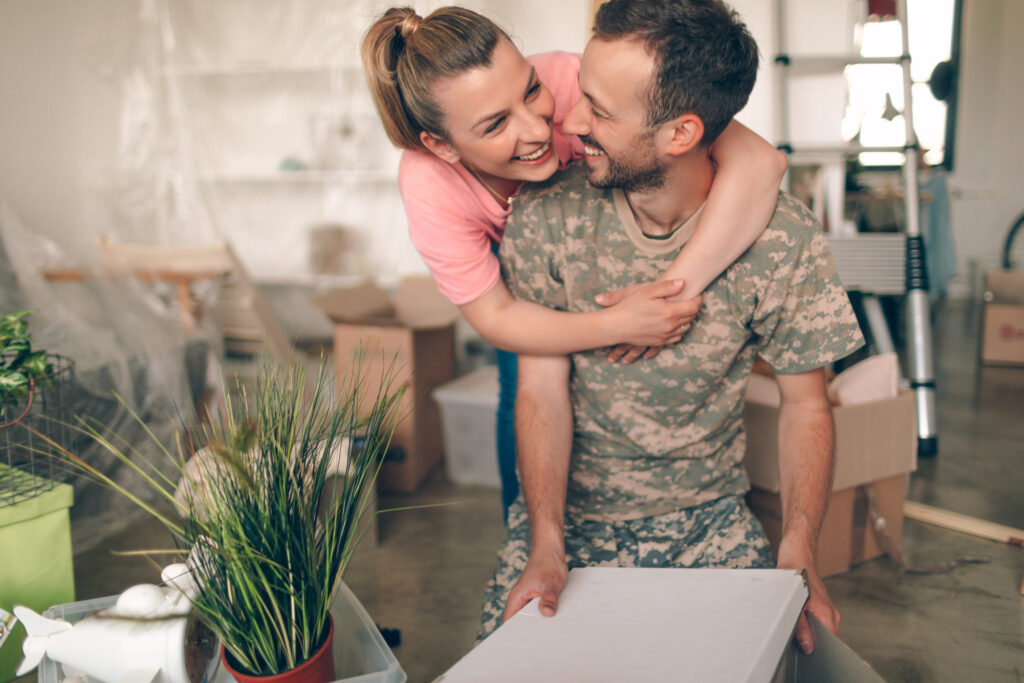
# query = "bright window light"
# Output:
<box><xmin>841</xmin><ymin>0</ymin><xmax>955</xmax><ymax>167</ymax></box>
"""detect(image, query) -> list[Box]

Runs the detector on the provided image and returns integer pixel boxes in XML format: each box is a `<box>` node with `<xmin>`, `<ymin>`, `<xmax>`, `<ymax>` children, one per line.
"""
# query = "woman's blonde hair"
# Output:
<box><xmin>361</xmin><ymin>6</ymin><xmax>510</xmax><ymax>150</ymax></box>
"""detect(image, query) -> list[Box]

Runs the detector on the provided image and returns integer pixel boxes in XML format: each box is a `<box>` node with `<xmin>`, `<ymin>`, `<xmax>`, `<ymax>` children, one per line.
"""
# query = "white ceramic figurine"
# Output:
<box><xmin>14</xmin><ymin>563</ymin><xmax>219</xmax><ymax>683</ymax></box>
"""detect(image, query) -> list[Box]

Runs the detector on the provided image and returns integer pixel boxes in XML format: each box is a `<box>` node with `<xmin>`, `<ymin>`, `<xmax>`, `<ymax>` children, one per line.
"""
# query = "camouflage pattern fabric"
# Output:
<box><xmin>478</xmin><ymin>494</ymin><xmax>774</xmax><ymax>639</ymax></box>
<box><xmin>499</xmin><ymin>162</ymin><xmax>864</xmax><ymax>523</ymax></box>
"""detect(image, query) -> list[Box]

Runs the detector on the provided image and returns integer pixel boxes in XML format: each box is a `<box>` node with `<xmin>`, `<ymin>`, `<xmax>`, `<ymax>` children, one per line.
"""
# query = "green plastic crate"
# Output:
<box><xmin>0</xmin><ymin>468</ymin><xmax>74</xmax><ymax>683</ymax></box>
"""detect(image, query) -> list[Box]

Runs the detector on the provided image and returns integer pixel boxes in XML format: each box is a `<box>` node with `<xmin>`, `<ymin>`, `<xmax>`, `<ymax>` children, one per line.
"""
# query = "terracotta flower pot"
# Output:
<box><xmin>221</xmin><ymin>618</ymin><xmax>335</xmax><ymax>683</ymax></box>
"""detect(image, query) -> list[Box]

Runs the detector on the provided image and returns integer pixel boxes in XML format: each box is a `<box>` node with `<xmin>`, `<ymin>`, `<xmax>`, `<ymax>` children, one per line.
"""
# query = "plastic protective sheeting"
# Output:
<box><xmin>132</xmin><ymin>0</ymin><xmax>419</xmax><ymax>284</ymax></box>
<box><xmin>0</xmin><ymin>203</ymin><xmax>211</xmax><ymax>552</ymax></box>
<box><xmin>2</xmin><ymin>0</ymin><xmax>477</xmax><ymax>550</ymax></box>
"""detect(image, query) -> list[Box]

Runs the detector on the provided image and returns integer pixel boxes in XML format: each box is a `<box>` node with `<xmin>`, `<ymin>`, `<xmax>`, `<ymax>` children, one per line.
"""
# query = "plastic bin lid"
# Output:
<box><xmin>432</xmin><ymin>365</ymin><xmax>499</xmax><ymax>406</ymax></box>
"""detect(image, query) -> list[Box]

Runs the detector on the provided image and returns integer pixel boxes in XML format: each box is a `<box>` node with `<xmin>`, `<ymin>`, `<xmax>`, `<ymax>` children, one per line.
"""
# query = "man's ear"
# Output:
<box><xmin>665</xmin><ymin>114</ymin><xmax>705</xmax><ymax>156</ymax></box>
<box><xmin>419</xmin><ymin>131</ymin><xmax>461</xmax><ymax>164</ymax></box>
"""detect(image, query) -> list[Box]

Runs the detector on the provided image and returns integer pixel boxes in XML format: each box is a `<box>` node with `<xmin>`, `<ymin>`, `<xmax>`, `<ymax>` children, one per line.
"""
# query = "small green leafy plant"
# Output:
<box><xmin>30</xmin><ymin>354</ymin><xmax>404</xmax><ymax>676</ymax></box>
<box><xmin>0</xmin><ymin>311</ymin><xmax>52</xmax><ymax>417</ymax></box>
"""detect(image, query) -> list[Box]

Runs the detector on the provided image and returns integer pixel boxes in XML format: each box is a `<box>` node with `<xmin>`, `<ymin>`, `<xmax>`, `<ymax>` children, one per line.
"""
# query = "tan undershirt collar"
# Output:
<box><xmin>612</xmin><ymin>189</ymin><xmax>706</xmax><ymax>257</ymax></box>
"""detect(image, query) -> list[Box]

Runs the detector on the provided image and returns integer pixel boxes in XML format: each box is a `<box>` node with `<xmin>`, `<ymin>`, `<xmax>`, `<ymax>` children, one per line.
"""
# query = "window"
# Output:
<box><xmin>841</xmin><ymin>0</ymin><xmax>961</xmax><ymax>169</ymax></box>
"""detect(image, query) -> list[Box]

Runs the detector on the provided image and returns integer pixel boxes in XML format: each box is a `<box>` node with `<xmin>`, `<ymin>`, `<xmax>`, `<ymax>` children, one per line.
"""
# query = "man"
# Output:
<box><xmin>478</xmin><ymin>0</ymin><xmax>865</xmax><ymax>655</ymax></box>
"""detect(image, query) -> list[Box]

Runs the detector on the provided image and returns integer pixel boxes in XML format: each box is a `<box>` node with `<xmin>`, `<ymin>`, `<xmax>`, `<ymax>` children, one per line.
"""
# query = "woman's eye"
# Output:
<box><xmin>526</xmin><ymin>82</ymin><xmax>541</xmax><ymax>100</ymax></box>
<box><xmin>485</xmin><ymin>117</ymin><xmax>506</xmax><ymax>135</ymax></box>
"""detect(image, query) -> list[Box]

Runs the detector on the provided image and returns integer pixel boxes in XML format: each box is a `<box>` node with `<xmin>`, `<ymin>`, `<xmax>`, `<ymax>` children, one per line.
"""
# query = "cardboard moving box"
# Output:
<box><xmin>981</xmin><ymin>269</ymin><xmax>1024</xmax><ymax>366</ymax></box>
<box><xmin>743</xmin><ymin>389</ymin><xmax>917</xmax><ymax>494</ymax></box>
<box><xmin>743</xmin><ymin>374</ymin><xmax>917</xmax><ymax>575</ymax></box>
<box><xmin>748</xmin><ymin>474</ymin><xmax>907</xmax><ymax>577</ymax></box>
<box><xmin>314</xmin><ymin>276</ymin><xmax>458</xmax><ymax>492</ymax></box>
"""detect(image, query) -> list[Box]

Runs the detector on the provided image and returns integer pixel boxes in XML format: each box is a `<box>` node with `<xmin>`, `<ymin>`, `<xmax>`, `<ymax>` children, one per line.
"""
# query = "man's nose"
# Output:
<box><xmin>563</xmin><ymin>97</ymin><xmax>589</xmax><ymax>136</ymax></box>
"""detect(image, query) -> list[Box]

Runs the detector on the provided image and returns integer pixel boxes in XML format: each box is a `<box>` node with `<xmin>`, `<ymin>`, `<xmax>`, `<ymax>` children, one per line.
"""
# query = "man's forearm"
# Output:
<box><xmin>773</xmin><ymin>368</ymin><xmax>835</xmax><ymax>565</ymax></box>
<box><xmin>776</xmin><ymin>398</ymin><xmax>834</xmax><ymax>563</ymax></box>
<box><xmin>516</xmin><ymin>355</ymin><xmax>573</xmax><ymax>554</ymax></box>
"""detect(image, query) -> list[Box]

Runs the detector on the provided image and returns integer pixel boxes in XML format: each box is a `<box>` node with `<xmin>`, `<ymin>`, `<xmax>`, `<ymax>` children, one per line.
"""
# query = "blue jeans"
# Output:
<box><xmin>495</xmin><ymin>348</ymin><xmax>519</xmax><ymax>521</ymax></box>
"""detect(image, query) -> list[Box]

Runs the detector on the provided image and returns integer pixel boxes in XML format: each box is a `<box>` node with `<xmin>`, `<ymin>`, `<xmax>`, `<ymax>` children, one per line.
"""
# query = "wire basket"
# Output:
<box><xmin>0</xmin><ymin>354</ymin><xmax>75</xmax><ymax>506</ymax></box>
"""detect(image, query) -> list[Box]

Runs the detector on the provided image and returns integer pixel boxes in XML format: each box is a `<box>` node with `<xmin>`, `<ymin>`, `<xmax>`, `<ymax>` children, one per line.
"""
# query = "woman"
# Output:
<box><xmin>362</xmin><ymin>7</ymin><xmax>786</xmax><ymax>516</ymax></box>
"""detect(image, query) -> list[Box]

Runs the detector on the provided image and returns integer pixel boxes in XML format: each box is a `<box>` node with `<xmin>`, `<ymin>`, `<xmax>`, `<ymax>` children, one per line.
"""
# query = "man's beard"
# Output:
<box><xmin>579</xmin><ymin>134</ymin><xmax>667</xmax><ymax>193</ymax></box>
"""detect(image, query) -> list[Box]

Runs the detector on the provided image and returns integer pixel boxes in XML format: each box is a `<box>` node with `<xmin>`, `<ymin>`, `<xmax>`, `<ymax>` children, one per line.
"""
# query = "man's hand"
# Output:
<box><xmin>501</xmin><ymin>546</ymin><xmax>568</xmax><ymax>624</ymax></box>
<box><xmin>594</xmin><ymin>279</ymin><xmax>701</xmax><ymax>362</ymax></box>
<box><xmin>777</xmin><ymin>538</ymin><xmax>839</xmax><ymax>655</ymax></box>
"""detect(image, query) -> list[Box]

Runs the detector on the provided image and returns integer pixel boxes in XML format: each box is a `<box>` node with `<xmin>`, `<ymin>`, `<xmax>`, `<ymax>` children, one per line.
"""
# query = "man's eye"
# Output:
<box><xmin>591</xmin><ymin>108</ymin><xmax>605</xmax><ymax>119</ymax></box>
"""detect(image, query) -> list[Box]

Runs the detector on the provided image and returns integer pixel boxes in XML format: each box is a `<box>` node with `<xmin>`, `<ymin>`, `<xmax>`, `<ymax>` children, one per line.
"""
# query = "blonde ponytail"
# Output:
<box><xmin>361</xmin><ymin>6</ymin><xmax>510</xmax><ymax>151</ymax></box>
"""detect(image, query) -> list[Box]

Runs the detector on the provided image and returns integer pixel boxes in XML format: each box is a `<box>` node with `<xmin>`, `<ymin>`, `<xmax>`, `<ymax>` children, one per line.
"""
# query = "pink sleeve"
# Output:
<box><xmin>529</xmin><ymin>52</ymin><xmax>585</xmax><ymax>165</ymax></box>
<box><xmin>399</xmin><ymin>151</ymin><xmax>504</xmax><ymax>305</ymax></box>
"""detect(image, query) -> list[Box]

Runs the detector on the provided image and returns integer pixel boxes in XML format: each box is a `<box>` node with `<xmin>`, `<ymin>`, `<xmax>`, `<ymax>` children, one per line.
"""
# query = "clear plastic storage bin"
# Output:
<box><xmin>432</xmin><ymin>366</ymin><xmax>500</xmax><ymax>488</ymax></box>
<box><xmin>37</xmin><ymin>582</ymin><xmax>405</xmax><ymax>683</ymax></box>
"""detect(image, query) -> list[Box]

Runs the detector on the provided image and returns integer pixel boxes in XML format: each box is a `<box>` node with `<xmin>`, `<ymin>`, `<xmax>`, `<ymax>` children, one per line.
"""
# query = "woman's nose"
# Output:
<box><xmin>521</xmin><ymin>102</ymin><xmax>551</xmax><ymax>142</ymax></box>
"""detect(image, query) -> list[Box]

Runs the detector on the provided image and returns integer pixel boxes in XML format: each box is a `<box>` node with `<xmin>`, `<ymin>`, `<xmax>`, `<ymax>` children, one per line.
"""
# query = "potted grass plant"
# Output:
<box><xmin>32</xmin><ymin>353</ymin><xmax>404</xmax><ymax>683</ymax></box>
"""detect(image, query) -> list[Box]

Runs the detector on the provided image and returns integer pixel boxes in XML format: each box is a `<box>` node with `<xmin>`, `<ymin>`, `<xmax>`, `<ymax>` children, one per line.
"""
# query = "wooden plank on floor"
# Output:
<box><xmin>903</xmin><ymin>501</ymin><xmax>1024</xmax><ymax>546</ymax></box>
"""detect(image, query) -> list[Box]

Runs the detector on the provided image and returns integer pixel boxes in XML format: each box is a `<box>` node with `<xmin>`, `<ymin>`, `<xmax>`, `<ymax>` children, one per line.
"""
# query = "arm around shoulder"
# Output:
<box><xmin>663</xmin><ymin>120</ymin><xmax>786</xmax><ymax>299</ymax></box>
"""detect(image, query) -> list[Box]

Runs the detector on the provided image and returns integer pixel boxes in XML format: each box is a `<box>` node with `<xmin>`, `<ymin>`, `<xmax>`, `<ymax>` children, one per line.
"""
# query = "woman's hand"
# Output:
<box><xmin>594</xmin><ymin>279</ymin><xmax>701</xmax><ymax>362</ymax></box>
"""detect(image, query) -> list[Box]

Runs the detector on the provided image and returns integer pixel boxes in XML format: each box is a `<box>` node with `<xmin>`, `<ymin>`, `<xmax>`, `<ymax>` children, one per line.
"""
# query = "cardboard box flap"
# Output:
<box><xmin>985</xmin><ymin>269</ymin><xmax>1024</xmax><ymax>305</ymax></box>
<box><xmin>312</xmin><ymin>280</ymin><xmax>397</xmax><ymax>326</ymax></box>
<box><xmin>395</xmin><ymin>275</ymin><xmax>459</xmax><ymax>329</ymax></box>
<box><xmin>313</xmin><ymin>276</ymin><xmax>458</xmax><ymax>329</ymax></box>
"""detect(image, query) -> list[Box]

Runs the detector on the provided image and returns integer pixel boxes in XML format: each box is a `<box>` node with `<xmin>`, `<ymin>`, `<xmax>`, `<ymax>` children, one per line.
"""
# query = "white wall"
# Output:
<box><xmin>944</xmin><ymin>0</ymin><xmax>1024</xmax><ymax>294</ymax></box>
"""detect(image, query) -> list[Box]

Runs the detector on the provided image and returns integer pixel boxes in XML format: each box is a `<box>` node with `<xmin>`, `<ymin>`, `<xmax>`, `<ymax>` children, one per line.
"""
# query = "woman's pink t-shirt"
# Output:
<box><xmin>398</xmin><ymin>51</ymin><xmax>584</xmax><ymax>305</ymax></box>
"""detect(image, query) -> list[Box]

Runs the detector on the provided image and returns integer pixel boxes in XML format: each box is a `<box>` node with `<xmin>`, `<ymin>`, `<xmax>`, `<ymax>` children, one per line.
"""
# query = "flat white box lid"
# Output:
<box><xmin>442</xmin><ymin>567</ymin><xmax>807</xmax><ymax>683</ymax></box>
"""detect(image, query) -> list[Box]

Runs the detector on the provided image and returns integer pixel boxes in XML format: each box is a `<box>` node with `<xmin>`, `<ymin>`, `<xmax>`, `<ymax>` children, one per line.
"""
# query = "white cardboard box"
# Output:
<box><xmin>442</xmin><ymin>568</ymin><xmax>808</xmax><ymax>682</ymax></box>
<box><xmin>432</xmin><ymin>366</ymin><xmax>500</xmax><ymax>488</ymax></box>
<box><xmin>442</xmin><ymin>568</ymin><xmax>884</xmax><ymax>683</ymax></box>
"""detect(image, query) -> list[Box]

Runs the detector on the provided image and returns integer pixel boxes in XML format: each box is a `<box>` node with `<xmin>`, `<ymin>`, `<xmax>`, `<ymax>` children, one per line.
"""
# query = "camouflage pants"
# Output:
<box><xmin>478</xmin><ymin>494</ymin><xmax>774</xmax><ymax>640</ymax></box>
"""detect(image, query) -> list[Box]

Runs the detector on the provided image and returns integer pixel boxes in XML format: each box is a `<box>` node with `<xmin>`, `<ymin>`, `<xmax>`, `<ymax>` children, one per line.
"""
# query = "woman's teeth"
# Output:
<box><xmin>515</xmin><ymin>141</ymin><xmax>550</xmax><ymax>161</ymax></box>
<box><xmin>583</xmin><ymin>144</ymin><xmax>605</xmax><ymax>157</ymax></box>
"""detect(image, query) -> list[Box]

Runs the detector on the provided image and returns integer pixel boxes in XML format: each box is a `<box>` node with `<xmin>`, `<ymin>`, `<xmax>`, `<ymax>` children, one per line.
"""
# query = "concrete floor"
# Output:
<box><xmin>68</xmin><ymin>300</ymin><xmax>1024</xmax><ymax>682</ymax></box>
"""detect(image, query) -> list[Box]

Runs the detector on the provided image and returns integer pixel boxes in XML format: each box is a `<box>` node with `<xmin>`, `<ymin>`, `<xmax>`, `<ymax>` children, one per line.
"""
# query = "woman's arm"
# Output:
<box><xmin>664</xmin><ymin>120</ymin><xmax>787</xmax><ymax>299</ymax></box>
<box><xmin>401</xmin><ymin>148</ymin><xmax>700</xmax><ymax>357</ymax></box>
<box><xmin>460</xmin><ymin>276</ymin><xmax>700</xmax><ymax>355</ymax></box>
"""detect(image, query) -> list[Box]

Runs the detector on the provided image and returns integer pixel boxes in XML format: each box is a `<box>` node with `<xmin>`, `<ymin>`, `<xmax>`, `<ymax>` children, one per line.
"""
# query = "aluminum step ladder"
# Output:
<box><xmin>773</xmin><ymin>0</ymin><xmax>938</xmax><ymax>457</ymax></box>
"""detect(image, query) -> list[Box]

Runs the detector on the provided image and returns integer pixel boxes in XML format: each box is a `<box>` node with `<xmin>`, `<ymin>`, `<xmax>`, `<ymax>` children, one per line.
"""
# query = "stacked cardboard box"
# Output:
<box><xmin>981</xmin><ymin>269</ymin><xmax>1024</xmax><ymax>366</ymax></box>
<box><xmin>314</xmin><ymin>276</ymin><xmax>458</xmax><ymax>492</ymax></box>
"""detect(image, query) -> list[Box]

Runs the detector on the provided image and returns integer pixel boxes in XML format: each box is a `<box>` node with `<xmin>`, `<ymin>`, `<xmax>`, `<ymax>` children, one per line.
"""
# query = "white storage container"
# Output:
<box><xmin>38</xmin><ymin>582</ymin><xmax>405</xmax><ymax>683</ymax></box>
<box><xmin>432</xmin><ymin>366</ymin><xmax>500</xmax><ymax>487</ymax></box>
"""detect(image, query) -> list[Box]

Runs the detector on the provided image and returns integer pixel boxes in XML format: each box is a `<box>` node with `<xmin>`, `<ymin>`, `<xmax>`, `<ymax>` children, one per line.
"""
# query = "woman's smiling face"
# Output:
<box><xmin>425</xmin><ymin>38</ymin><xmax>560</xmax><ymax>192</ymax></box>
